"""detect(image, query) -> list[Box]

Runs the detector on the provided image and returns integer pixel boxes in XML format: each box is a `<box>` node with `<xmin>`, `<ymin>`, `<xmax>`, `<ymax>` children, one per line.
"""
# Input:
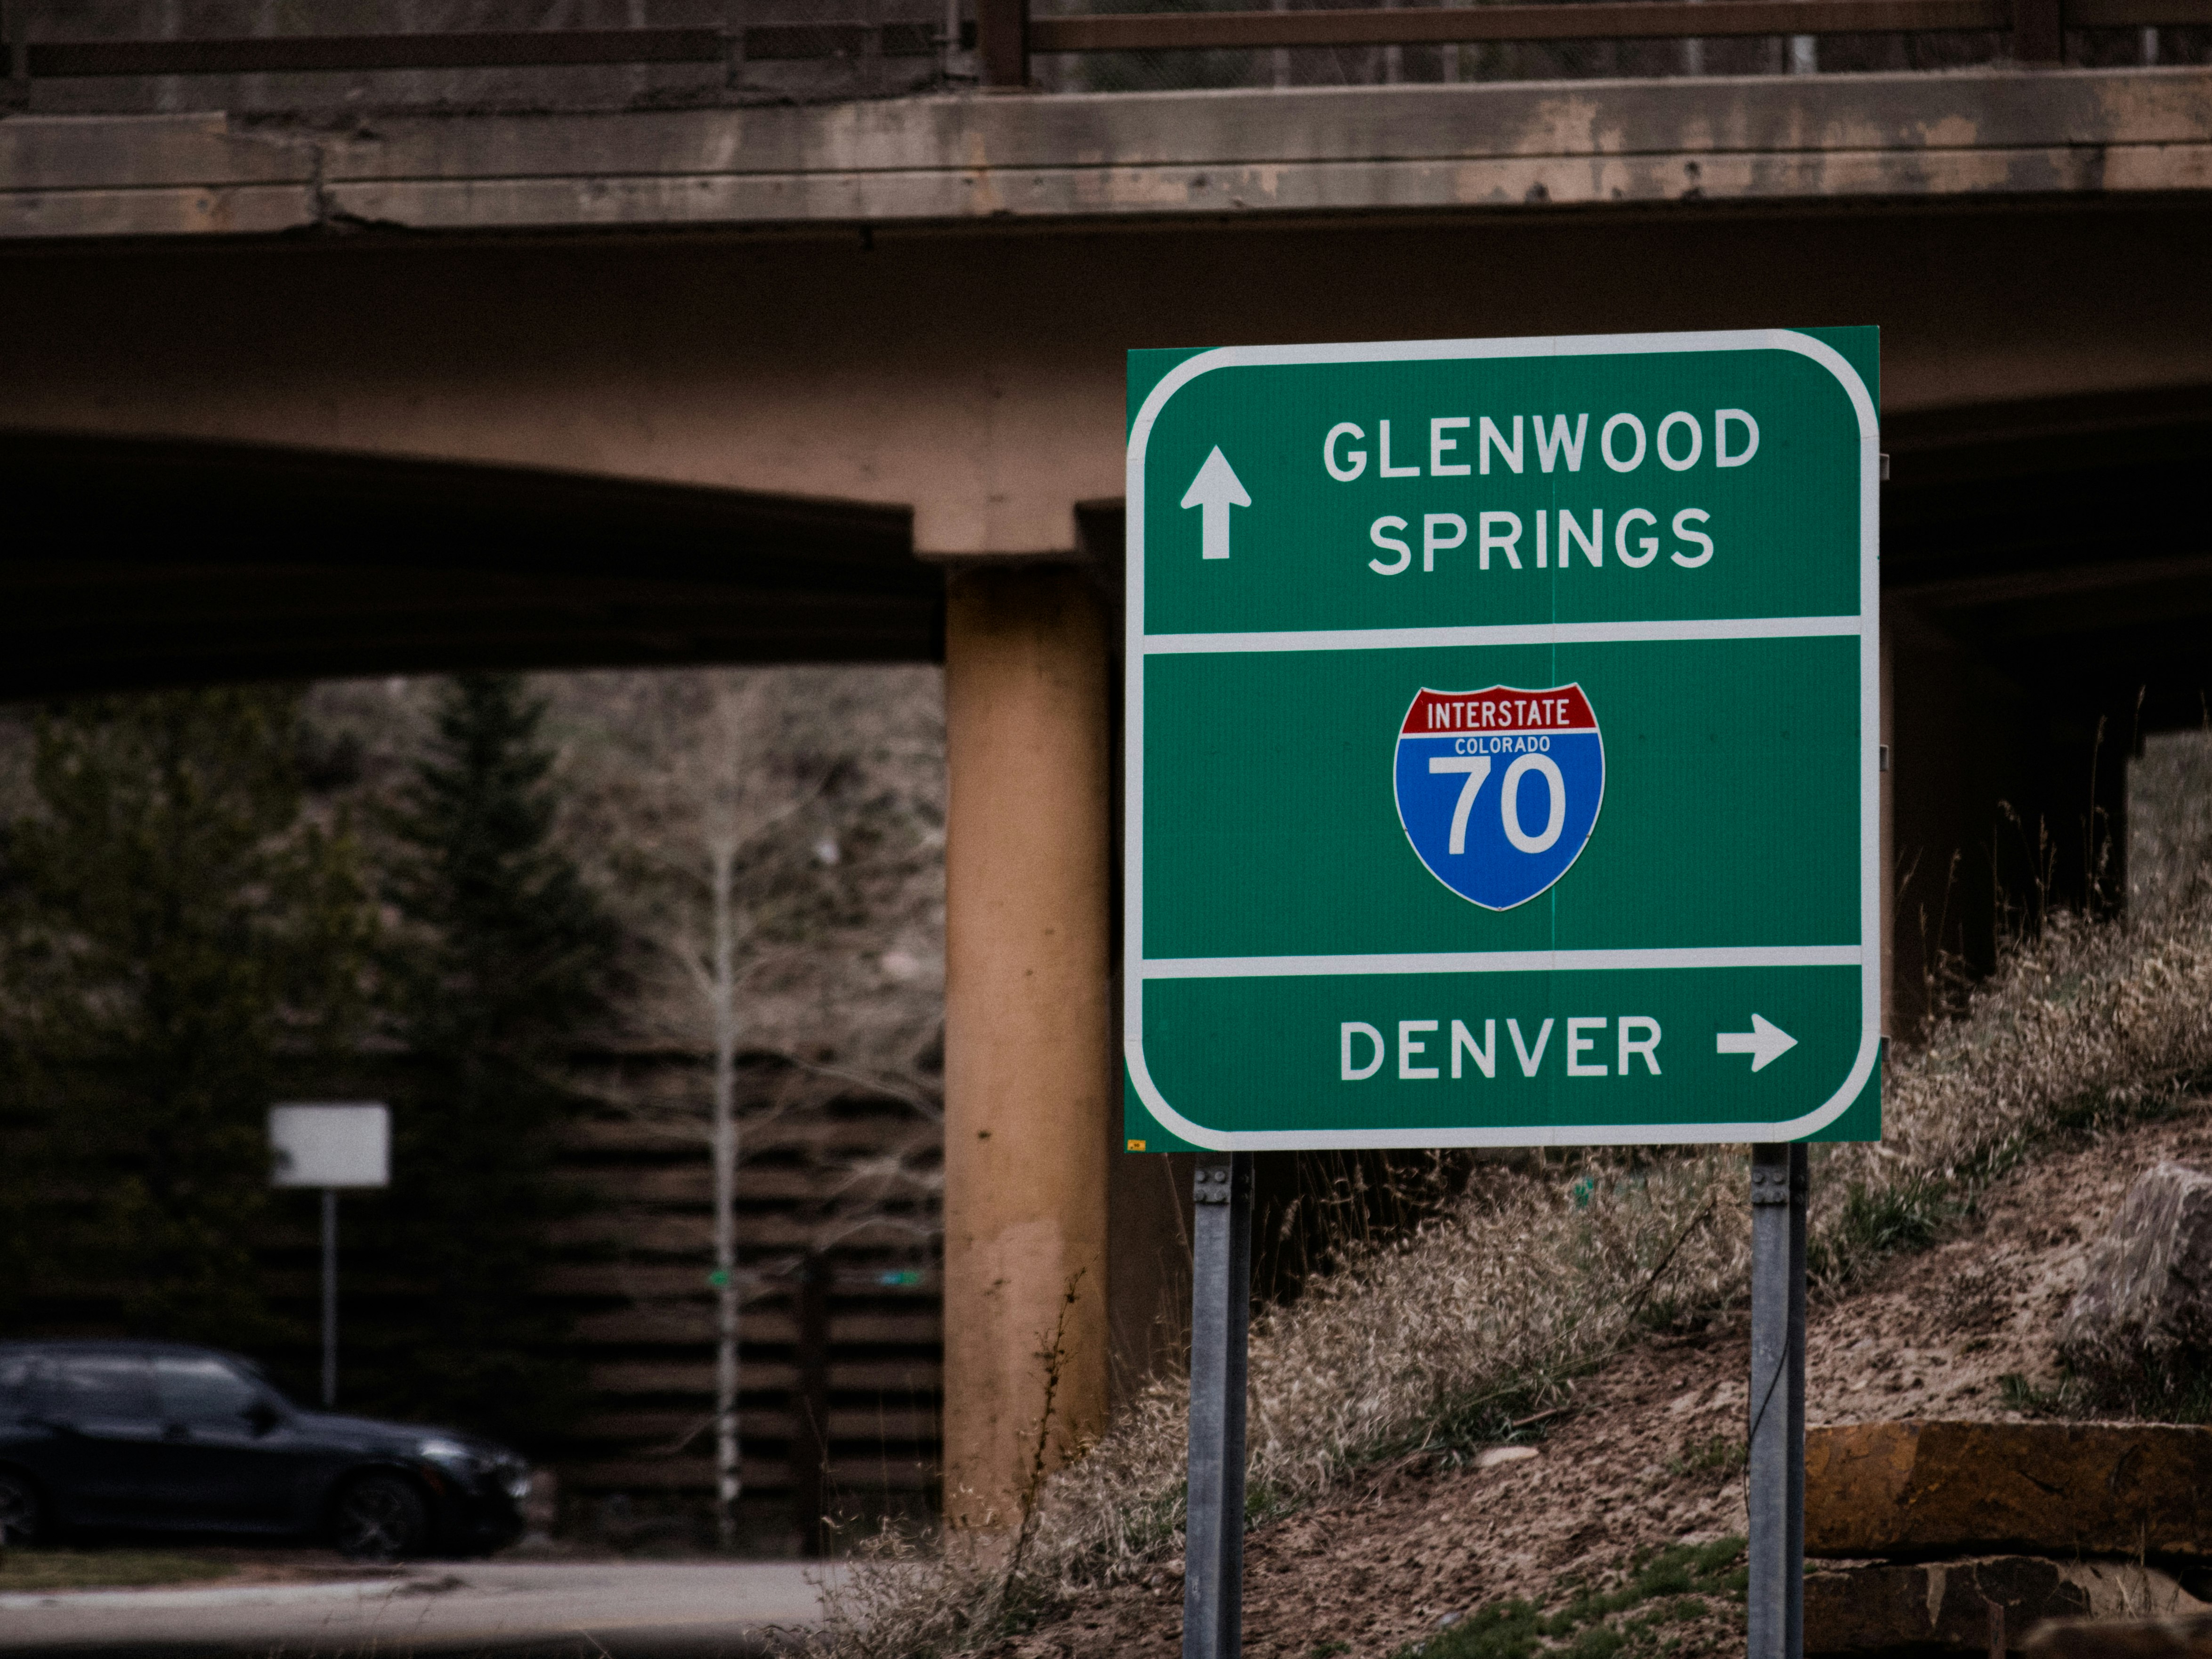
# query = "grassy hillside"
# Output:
<box><xmin>813</xmin><ymin>729</ymin><xmax>2212</xmax><ymax>1657</ymax></box>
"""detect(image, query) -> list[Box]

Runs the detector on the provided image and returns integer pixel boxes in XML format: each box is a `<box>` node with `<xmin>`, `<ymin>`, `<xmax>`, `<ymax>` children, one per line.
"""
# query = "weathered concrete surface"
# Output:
<box><xmin>1806</xmin><ymin>1421</ymin><xmax>2212</xmax><ymax>1560</ymax></box>
<box><xmin>2027</xmin><ymin>1612</ymin><xmax>2212</xmax><ymax>1659</ymax></box>
<box><xmin>2</xmin><ymin>67</ymin><xmax>2209</xmax><ymax>242</ymax></box>
<box><xmin>2060</xmin><ymin>1162</ymin><xmax>2212</xmax><ymax>1368</ymax></box>
<box><xmin>1807</xmin><ymin>1557</ymin><xmax>2205</xmax><ymax>1655</ymax></box>
<box><xmin>941</xmin><ymin>566</ymin><xmax>1112</xmax><ymax>1524</ymax></box>
<box><xmin>7</xmin><ymin>206</ymin><xmax>2212</xmax><ymax>561</ymax></box>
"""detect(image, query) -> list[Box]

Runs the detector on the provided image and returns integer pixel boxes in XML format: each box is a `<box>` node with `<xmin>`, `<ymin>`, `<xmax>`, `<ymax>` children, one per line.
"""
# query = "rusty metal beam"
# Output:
<box><xmin>2012</xmin><ymin>0</ymin><xmax>2063</xmax><ymax>58</ymax></box>
<box><xmin>977</xmin><ymin>0</ymin><xmax>1029</xmax><ymax>84</ymax></box>
<box><xmin>1029</xmin><ymin>0</ymin><xmax>2004</xmax><ymax>50</ymax></box>
<box><xmin>23</xmin><ymin>23</ymin><xmax>972</xmax><ymax>77</ymax></box>
<box><xmin>2</xmin><ymin>0</ymin><xmax>30</xmax><ymax>103</ymax></box>
<box><xmin>2068</xmin><ymin>0</ymin><xmax>2212</xmax><ymax>21</ymax></box>
<box><xmin>19</xmin><ymin>0</ymin><xmax>2212</xmax><ymax>81</ymax></box>
<box><xmin>26</xmin><ymin>29</ymin><xmax>725</xmax><ymax>78</ymax></box>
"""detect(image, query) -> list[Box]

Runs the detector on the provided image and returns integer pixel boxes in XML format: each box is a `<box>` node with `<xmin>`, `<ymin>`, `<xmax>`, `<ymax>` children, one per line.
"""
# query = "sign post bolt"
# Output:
<box><xmin>1747</xmin><ymin>1143</ymin><xmax>1809</xmax><ymax>1659</ymax></box>
<box><xmin>1184</xmin><ymin>1152</ymin><xmax>1253</xmax><ymax>1659</ymax></box>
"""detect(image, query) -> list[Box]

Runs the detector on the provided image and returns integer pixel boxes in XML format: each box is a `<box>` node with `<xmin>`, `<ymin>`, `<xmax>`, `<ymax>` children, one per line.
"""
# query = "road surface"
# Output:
<box><xmin>0</xmin><ymin>1559</ymin><xmax>839</xmax><ymax>1657</ymax></box>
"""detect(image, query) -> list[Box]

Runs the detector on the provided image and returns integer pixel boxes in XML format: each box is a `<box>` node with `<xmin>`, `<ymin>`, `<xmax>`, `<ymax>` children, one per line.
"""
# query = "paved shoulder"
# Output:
<box><xmin>0</xmin><ymin>1558</ymin><xmax>840</xmax><ymax>1658</ymax></box>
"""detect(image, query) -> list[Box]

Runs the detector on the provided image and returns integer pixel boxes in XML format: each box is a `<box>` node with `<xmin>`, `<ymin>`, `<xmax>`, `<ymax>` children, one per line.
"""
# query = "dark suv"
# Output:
<box><xmin>0</xmin><ymin>1340</ymin><xmax>528</xmax><ymax>1559</ymax></box>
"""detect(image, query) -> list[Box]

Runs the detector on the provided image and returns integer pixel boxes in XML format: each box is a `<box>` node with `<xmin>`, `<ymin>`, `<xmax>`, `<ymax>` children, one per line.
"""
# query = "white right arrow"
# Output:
<box><xmin>1716</xmin><ymin>1014</ymin><xmax>1798</xmax><ymax>1073</ymax></box>
<box><xmin>1181</xmin><ymin>446</ymin><xmax>1251</xmax><ymax>560</ymax></box>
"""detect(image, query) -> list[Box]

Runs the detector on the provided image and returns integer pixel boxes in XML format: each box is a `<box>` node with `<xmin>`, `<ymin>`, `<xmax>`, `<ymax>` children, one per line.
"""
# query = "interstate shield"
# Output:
<box><xmin>1393</xmin><ymin>685</ymin><xmax>1606</xmax><ymax>911</ymax></box>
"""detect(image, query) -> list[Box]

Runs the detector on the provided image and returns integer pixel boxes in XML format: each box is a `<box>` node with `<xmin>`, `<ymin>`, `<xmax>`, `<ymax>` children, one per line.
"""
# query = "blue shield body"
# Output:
<box><xmin>1393</xmin><ymin>685</ymin><xmax>1605</xmax><ymax>911</ymax></box>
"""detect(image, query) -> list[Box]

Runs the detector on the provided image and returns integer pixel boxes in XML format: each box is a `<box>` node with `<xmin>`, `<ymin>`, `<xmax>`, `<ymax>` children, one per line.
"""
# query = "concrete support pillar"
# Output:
<box><xmin>941</xmin><ymin>564</ymin><xmax>1112</xmax><ymax>1526</ymax></box>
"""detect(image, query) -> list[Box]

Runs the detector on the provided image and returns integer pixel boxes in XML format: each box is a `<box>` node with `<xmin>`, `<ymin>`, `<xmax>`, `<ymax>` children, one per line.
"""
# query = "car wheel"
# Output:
<box><xmin>331</xmin><ymin>1473</ymin><xmax>429</xmax><ymax>1561</ymax></box>
<box><xmin>0</xmin><ymin>1469</ymin><xmax>45</xmax><ymax>1546</ymax></box>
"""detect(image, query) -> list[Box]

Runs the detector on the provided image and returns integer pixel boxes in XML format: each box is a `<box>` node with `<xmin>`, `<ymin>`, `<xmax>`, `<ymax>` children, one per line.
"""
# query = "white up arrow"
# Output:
<box><xmin>1181</xmin><ymin>446</ymin><xmax>1251</xmax><ymax>560</ymax></box>
<box><xmin>1716</xmin><ymin>1014</ymin><xmax>1798</xmax><ymax>1073</ymax></box>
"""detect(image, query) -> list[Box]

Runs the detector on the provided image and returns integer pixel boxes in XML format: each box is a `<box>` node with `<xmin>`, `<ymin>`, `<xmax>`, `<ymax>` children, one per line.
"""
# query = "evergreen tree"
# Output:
<box><xmin>0</xmin><ymin>688</ymin><xmax>370</xmax><ymax>1345</ymax></box>
<box><xmin>368</xmin><ymin>674</ymin><xmax>616</xmax><ymax>1449</ymax></box>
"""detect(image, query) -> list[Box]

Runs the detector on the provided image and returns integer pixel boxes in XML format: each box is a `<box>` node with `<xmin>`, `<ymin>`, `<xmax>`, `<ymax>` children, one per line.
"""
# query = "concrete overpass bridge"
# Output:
<box><xmin>3</xmin><ymin>0</ymin><xmax>2211</xmax><ymax>1527</ymax></box>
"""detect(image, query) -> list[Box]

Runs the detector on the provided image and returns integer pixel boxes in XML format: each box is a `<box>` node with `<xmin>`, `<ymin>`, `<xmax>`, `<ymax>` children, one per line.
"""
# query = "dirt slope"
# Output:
<box><xmin>993</xmin><ymin>1102</ymin><xmax>2212</xmax><ymax>1659</ymax></box>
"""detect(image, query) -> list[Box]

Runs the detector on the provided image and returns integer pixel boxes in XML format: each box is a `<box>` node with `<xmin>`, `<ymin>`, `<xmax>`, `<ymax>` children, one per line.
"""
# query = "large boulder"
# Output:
<box><xmin>2059</xmin><ymin>1162</ymin><xmax>2212</xmax><ymax>1373</ymax></box>
<box><xmin>1807</xmin><ymin>1421</ymin><xmax>2212</xmax><ymax>1560</ymax></box>
<box><xmin>1808</xmin><ymin>1558</ymin><xmax>2204</xmax><ymax>1656</ymax></box>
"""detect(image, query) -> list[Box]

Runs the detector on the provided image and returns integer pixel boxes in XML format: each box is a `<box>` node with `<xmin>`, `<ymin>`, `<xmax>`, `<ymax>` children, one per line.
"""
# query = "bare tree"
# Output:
<box><xmin>548</xmin><ymin>666</ymin><xmax>945</xmax><ymax>1548</ymax></box>
<box><xmin>605</xmin><ymin>675</ymin><xmax>811</xmax><ymax>1544</ymax></box>
<box><xmin>291</xmin><ymin>666</ymin><xmax>947</xmax><ymax>1543</ymax></box>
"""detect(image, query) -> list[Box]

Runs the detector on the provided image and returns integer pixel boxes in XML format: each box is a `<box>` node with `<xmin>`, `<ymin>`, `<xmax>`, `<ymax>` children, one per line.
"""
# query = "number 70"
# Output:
<box><xmin>1429</xmin><ymin>753</ymin><xmax>1569</xmax><ymax>856</ymax></box>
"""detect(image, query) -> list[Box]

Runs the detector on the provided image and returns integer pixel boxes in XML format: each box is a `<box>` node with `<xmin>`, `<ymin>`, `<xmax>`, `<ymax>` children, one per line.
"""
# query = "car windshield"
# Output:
<box><xmin>232</xmin><ymin>1356</ymin><xmax>295</xmax><ymax>1409</ymax></box>
<box><xmin>153</xmin><ymin>1355</ymin><xmax>266</xmax><ymax>1423</ymax></box>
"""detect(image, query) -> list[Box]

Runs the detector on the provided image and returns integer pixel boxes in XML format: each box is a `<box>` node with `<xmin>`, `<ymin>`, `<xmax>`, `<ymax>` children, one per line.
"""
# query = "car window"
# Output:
<box><xmin>153</xmin><ymin>1356</ymin><xmax>264</xmax><ymax>1424</ymax></box>
<box><xmin>0</xmin><ymin>1354</ymin><xmax>40</xmax><ymax>1415</ymax></box>
<box><xmin>49</xmin><ymin>1354</ymin><xmax>155</xmax><ymax>1418</ymax></box>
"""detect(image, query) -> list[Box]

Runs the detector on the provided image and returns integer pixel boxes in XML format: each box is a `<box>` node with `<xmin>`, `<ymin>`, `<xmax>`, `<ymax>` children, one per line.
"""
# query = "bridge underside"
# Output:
<box><xmin>8</xmin><ymin>379</ymin><xmax>2206</xmax><ymax>1027</ymax></box>
<box><xmin>1885</xmin><ymin>385</ymin><xmax>2212</xmax><ymax>1013</ymax></box>
<box><xmin>0</xmin><ymin>432</ymin><xmax>940</xmax><ymax>695</ymax></box>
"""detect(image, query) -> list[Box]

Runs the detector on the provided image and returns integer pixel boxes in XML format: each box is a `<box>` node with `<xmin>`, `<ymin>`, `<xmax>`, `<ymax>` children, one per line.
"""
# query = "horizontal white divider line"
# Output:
<box><xmin>1142</xmin><ymin>945</ymin><xmax>1862</xmax><ymax>979</ymax></box>
<box><xmin>1142</xmin><ymin>615</ymin><xmax>1861</xmax><ymax>655</ymax></box>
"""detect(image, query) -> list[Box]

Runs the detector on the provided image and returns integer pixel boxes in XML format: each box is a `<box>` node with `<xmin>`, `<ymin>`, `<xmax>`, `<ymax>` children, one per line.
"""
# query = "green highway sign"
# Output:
<box><xmin>1122</xmin><ymin>329</ymin><xmax>1881</xmax><ymax>1151</ymax></box>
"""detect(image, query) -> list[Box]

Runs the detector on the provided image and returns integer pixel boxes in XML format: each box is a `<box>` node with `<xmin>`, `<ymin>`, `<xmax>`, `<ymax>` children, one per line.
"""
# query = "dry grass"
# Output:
<box><xmin>1809</xmin><ymin>902</ymin><xmax>2212</xmax><ymax>1293</ymax></box>
<box><xmin>813</xmin><ymin>744</ymin><xmax>2212</xmax><ymax>1659</ymax></box>
<box><xmin>811</xmin><ymin>1142</ymin><xmax>1758</xmax><ymax>1659</ymax></box>
<box><xmin>0</xmin><ymin>1549</ymin><xmax>236</xmax><ymax>1593</ymax></box>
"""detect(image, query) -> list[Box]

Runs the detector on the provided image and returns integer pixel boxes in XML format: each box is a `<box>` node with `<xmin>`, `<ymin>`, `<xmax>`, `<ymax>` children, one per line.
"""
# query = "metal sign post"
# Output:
<box><xmin>270</xmin><ymin>1103</ymin><xmax>391</xmax><ymax>1408</ymax></box>
<box><xmin>1183</xmin><ymin>1153</ymin><xmax>1253</xmax><ymax>1659</ymax></box>
<box><xmin>1747</xmin><ymin>1144</ymin><xmax>1809</xmax><ymax>1659</ymax></box>
<box><xmin>321</xmin><ymin>1188</ymin><xmax>340</xmax><ymax>1407</ymax></box>
<box><xmin>1124</xmin><ymin>328</ymin><xmax>1881</xmax><ymax>1659</ymax></box>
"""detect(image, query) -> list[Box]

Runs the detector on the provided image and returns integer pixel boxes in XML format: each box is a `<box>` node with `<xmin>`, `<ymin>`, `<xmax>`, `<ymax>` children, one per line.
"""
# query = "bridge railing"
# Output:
<box><xmin>0</xmin><ymin>0</ymin><xmax>2204</xmax><ymax>111</ymax></box>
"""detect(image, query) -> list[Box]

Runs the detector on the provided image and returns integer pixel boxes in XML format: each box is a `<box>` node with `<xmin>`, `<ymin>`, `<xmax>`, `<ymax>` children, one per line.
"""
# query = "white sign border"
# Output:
<box><xmin>1123</xmin><ymin>328</ymin><xmax>1881</xmax><ymax>1150</ymax></box>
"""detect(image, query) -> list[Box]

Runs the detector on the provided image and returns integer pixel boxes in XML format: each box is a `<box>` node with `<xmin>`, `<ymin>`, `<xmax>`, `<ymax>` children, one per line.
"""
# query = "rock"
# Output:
<box><xmin>1808</xmin><ymin>1557</ymin><xmax>2205</xmax><ymax>1655</ymax></box>
<box><xmin>2025</xmin><ymin>1613</ymin><xmax>2212</xmax><ymax>1659</ymax></box>
<box><xmin>2060</xmin><ymin>1163</ymin><xmax>2212</xmax><ymax>1370</ymax></box>
<box><xmin>1806</xmin><ymin>1421</ymin><xmax>2212</xmax><ymax>1560</ymax></box>
<box><xmin>1476</xmin><ymin>1446</ymin><xmax>1539</xmax><ymax>1469</ymax></box>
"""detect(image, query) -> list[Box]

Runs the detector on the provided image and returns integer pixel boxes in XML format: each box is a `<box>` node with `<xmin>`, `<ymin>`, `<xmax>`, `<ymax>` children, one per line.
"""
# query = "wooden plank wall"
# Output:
<box><xmin>0</xmin><ymin>1045</ymin><xmax>944</xmax><ymax>1555</ymax></box>
<box><xmin>553</xmin><ymin>1050</ymin><xmax>943</xmax><ymax>1551</ymax></box>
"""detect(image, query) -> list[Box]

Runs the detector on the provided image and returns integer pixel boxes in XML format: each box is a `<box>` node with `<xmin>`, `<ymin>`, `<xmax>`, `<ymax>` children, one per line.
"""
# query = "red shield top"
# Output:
<box><xmin>1401</xmin><ymin>686</ymin><xmax>1596</xmax><ymax>737</ymax></box>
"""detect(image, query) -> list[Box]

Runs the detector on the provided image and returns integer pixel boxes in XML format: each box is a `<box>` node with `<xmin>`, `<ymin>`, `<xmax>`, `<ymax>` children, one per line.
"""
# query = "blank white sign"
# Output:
<box><xmin>269</xmin><ymin>1103</ymin><xmax>390</xmax><ymax>1189</ymax></box>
